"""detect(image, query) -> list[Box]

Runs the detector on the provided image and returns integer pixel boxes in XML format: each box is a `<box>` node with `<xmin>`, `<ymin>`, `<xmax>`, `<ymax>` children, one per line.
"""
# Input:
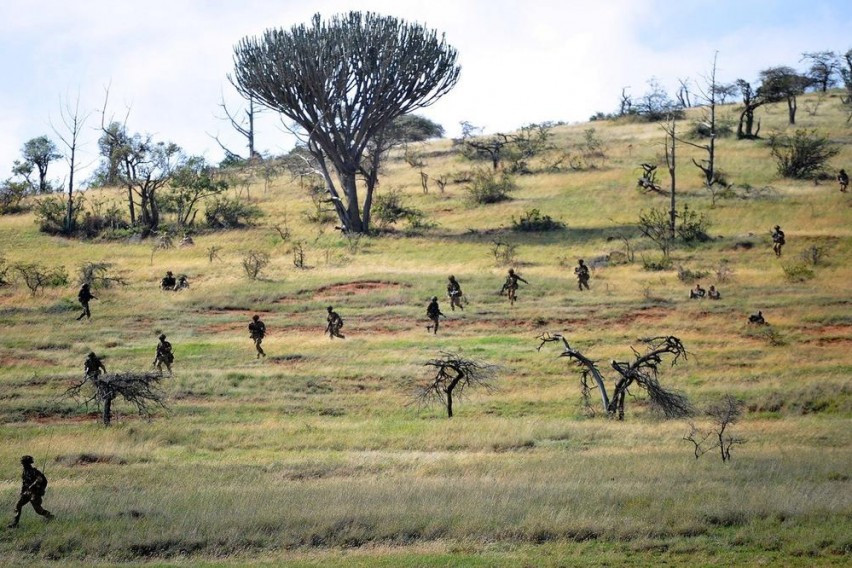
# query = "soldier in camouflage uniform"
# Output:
<box><xmin>84</xmin><ymin>352</ymin><xmax>106</xmax><ymax>380</ymax></box>
<box><xmin>8</xmin><ymin>456</ymin><xmax>53</xmax><ymax>528</ymax></box>
<box><xmin>248</xmin><ymin>315</ymin><xmax>266</xmax><ymax>358</ymax></box>
<box><xmin>771</xmin><ymin>225</ymin><xmax>785</xmax><ymax>257</ymax></box>
<box><xmin>426</xmin><ymin>296</ymin><xmax>444</xmax><ymax>334</ymax></box>
<box><xmin>574</xmin><ymin>259</ymin><xmax>590</xmax><ymax>291</ymax></box>
<box><xmin>153</xmin><ymin>334</ymin><xmax>174</xmax><ymax>376</ymax></box>
<box><xmin>838</xmin><ymin>169</ymin><xmax>848</xmax><ymax>193</ymax></box>
<box><xmin>708</xmin><ymin>285</ymin><xmax>721</xmax><ymax>300</ymax></box>
<box><xmin>447</xmin><ymin>275</ymin><xmax>463</xmax><ymax>311</ymax></box>
<box><xmin>161</xmin><ymin>271</ymin><xmax>176</xmax><ymax>290</ymax></box>
<box><xmin>500</xmin><ymin>268</ymin><xmax>528</xmax><ymax>306</ymax></box>
<box><xmin>326</xmin><ymin>306</ymin><xmax>345</xmax><ymax>339</ymax></box>
<box><xmin>175</xmin><ymin>275</ymin><xmax>189</xmax><ymax>290</ymax></box>
<box><xmin>76</xmin><ymin>283</ymin><xmax>96</xmax><ymax>320</ymax></box>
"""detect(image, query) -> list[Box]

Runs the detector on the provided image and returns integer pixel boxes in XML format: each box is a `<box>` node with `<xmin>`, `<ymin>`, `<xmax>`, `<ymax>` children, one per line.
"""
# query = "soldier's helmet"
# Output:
<box><xmin>88</xmin><ymin>351</ymin><xmax>96</xmax><ymax>358</ymax></box>
<box><xmin>449</xmin><ymin>275</ymin><xmax>455</xmax><ymax>280</ymax></box>
<box><xmin>159</xmin><ymin>334</ymin><xmax>166</xmax><ymax>340</ymax></box>
<box><xmin>508</xmin><ymin>268</ymin><xmax>515</xmax><ymax>274</ymax></box>
<box><xmin>327</xmin><ymin>306</ymin><xmax>333</xmax><ymax>312</ymax></box>
<box><xmin>21</xmin><ymin>455</ymin><xmax>34</xmax><ymax>465</ymax></box>
<box><xmin>81</xmin><ymin>283</ymin><xmax>89</xmax><ymax>288</ymax></box>
<box><xmin>774</xmin><ymin>225</ymin><xmax>780</xmax><ymax>230</ymax></box>
<box><xmin>252</xmin><ymin>315</ymin><xmax>260</xmax><ymax>321</ymax></box>
<box><xmin>167</xmin><ymin>271</ymin><xmax>173</xmax><ymax>276</ymax></box>
<box><xmin>579</xmin><ymin>259</ymin><xmax>585</xmax><ymax>265</ymax></box>
<box><xmin>431</xmin><ymin>296</ymin><xmax>438</xmax><ymax>302</ymax></box>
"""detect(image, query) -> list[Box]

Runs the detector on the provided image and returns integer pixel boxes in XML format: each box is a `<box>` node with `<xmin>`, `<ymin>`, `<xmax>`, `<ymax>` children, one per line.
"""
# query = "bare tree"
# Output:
<box><xmin>413</xmin><ymin>353</ymin><xmax>498</xmax><ymax>417</ymax></box>
<box><xmin>65</xmin><ymin>371</ymin><xmax>166</xmax><ymax>426</ymax></box>
<box><xmin>13</xmin><ymin>263</ymin><xmax>68</xmax><ymax>295</ymax></box>
<box><xmin>232</xmin><ymin>12</ymin><xmax>460</xmax><ymax>234</ymax></box>
<box><xmin>683</xmin><ymin>394</ymin><xmax>744</xmax><ymax>462</ymax></box>
<box><xmin>735</xmin><ymin>79</ymin><xmax>771</xmax><ymax>139</ymax></box>
<box><xmin>618</xmin><ymin>87</ymin><xmax>633</xmax><ymax>116</ymax></box>
<box><xmin>211</xmin><ymin>86</ymin><xmax>264</xmax><ymax>162</ymax></box>
<box><xmin>241</xmin><ymin>250</ymin><xmax>269</xmax><ymax>280</ymax></box>
<box><xmin>661</xmin><ymin>116</ymin><xmax>677</xmax><ymax>237</ymax></box>
<box><xmin>537</xmin><ymin>333</ymin><xmax>691</xmax><ymax>420</ymax></box>
<box><xmin>51</xmin><ymin>95</ymin><xmax>92</xmax><ymax>234</ymax></box>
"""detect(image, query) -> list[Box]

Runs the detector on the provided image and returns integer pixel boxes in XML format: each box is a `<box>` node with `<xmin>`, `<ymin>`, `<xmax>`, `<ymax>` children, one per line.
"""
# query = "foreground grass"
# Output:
<box><xmin>0</xmin><ymin>92</ymin><xmax>850</xmax><ymax>565</ymax></box>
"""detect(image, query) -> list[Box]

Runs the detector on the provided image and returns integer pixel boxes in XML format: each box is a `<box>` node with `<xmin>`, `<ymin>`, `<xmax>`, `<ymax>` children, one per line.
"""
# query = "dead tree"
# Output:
<box><xmin>414</xmin><ymin>353</ymin><xmax>498</xmax><ymax>417</ymax></box>
<box><xmin>661</xmin><ymin>117</ymin><xmax>677</xmax><ymax>239</ymax></box>
<box><xmin>537</xmin><ymin>333</ymin><xmax>691</xmax><ymax>420</ymax></box>
<box><xmin>65</xmin><ymin>372</ymin><xmax>167</xmax><ymax>426</ymax></box>
<box><xmin>211</xmin><ymin>89</ymin><xmax>263</xmax><ymax>162</ymax></box>
<box><xmin>636</xmin><ymin>163</ymin><xmax>665</xmax><ymax>195</ymax></box>
<box><xmin>51</xmin><ymin>94</ymin><xmax>91</xmax><ymax>235</ymax></box>
<box><xmin>684</xmin><ymin>394</ymin><xmax>745</xmax><ymax>462</ymax></box>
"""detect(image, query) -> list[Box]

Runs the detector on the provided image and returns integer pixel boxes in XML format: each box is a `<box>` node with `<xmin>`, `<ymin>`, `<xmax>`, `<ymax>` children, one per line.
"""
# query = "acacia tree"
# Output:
<box><xmin>735</xmin><ymin>79</ymin><xmax>770</xmax><ymax>139</ymax></box>
<box><xmin>12</xmin><ymin>136</ymin><xmax>61</xmax><ymax>194</ymax></box>
<box><xmin>65</xmin><ymin>371</ymin><xmax>166</xmax><ymax>426</ymax></box>
<box><xmin>537</xmin><ymin>333</ymin><xmax>691</xmax><ymax>420</ymax></box>
<box><xmin>759</xmin><ymin>66</ymin><xmax>811</xmax><ymax>125</ymax></box>
<box><xmin>800</xmin><ymin>51</ymin><xmax>839</xmax><ymax>92</ymax></box>
<box><xmin>232</xmin><ymin>12</ymin><xmax>460</xmax><ymax>233</ymax></box>
<box><xmin>414</xmin><ymin>353</ymin><xmax>498</xmax><ymax>418</ymax></box>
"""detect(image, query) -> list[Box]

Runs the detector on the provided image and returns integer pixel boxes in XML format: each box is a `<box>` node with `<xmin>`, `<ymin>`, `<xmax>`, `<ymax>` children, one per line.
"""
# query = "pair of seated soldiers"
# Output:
<box><xmin>689</xmin><ymin>284</ymin><xmax>721</xmax><ymax>300</ymax></box>
<box><xmin>161</xmin><ymin>271</ymin><xmax>189</xmax><ymax>291</ymax></box>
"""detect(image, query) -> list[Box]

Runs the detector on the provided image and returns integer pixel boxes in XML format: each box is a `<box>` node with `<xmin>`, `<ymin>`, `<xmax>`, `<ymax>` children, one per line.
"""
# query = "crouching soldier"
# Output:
<box><xmin>326</xmin><ymin>306</ymin><xmax>345</xmax><ymax>339</ymax></box>
<box><xmin>426</xmin><ymin>296</ymin><xmax>444</xmax><ymax>334</ymax></box>
<box><xmin>84</xmin><ymin>351</ymin><xmax>106</xmax><ymax>380</ymax></box>
<box><xmin>447</xmin><ymin>275</ymin><xmax>464</xmax><ymax>311</ymax></box>
<box><xmin>8</xmin><ymin>455</ymin><xmax>53</xmax><ymax>528</ymax></box>
<box><xmin>708</xmin><ymin>285</ymin><xmax>721</xmax><ymax>300</ymax></box>
<box><xmin>748</xmin><ymin>311</ymin><xmax>767</xmax><ymax>325</ymax></box>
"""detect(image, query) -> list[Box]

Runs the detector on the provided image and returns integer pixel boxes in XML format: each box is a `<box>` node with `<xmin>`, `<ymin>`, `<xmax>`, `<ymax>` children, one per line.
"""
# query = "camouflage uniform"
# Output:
<box><xmin>161</xmin><ymin>271</ymin><xmax>176</xmax><ymax>290</ymax></box>
<box><xmin>326</xmin><ymin>306</ymin><xmax>345</xmax><ymax>339</ymax></box>
<box><xmin>84</xmin><ymin>352</ymin><xmax>106</xmax><ymax>380</ymax></box>
<box><xmin>447</xmin><ymin>276</ymin><xmax>463</xmax><ymax>311</ymax></box>
<box><xmin>708</xmin><ymin>286</ymin><xmax>721</xmax><ymax>300</ymax></box>
<box><xmin>689</xmin><ymin>284</ymin><xmax>706</xmax><ymax>299</ymax></box>
<box><xmin>175</xmin><ymin>275</ymin><xmax>189</xmax><ymax>290</ymax></box>
<box><xmin>76</xmin><ymin>284</ymin><xmax>96</xmax><ymax>320</ymax></box>
<box><xmin>8</xmin><ymin>456</ymin><xmax>53</xmax><ymax>528</ymax></box>
<box><xmin>574</xmin><ymin>260</ymin><xmax>590</xmax><ymax>291</ymax></box>
<box><xmin>154</xmin><ymin>334</ymin><xmax>174</xmax><ymax>375</ymax></box>
<box><xmin>838</xmin><ymin>169</ymin><xmax>849</xmax><ymax>193</ymax></box>
<box><xmin>500</xmin><ymin>269</ymin><xmax>528</xmax><ymax>305</ymax></box>
<box><xmin>426</xmin><ymin>297</ymin><xmax>444</xmax><ymax>334</ymax></box>
<box><xmin>748</xmin><ymin>311</ymin><xmax>766</xmax><ymax>325</ymax></box>
<box><xmin>248</xmin><ymin>315</ymin><xmax>266</xmax><ymax>358</ymax></box>
<box><xmin>771</xmin><ymin>226</ymin><xmax>785</xmax><ymax>257</ymax></box>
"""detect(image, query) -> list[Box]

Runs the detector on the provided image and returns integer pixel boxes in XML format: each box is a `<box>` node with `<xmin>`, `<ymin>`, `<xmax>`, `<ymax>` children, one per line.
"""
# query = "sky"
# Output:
<box><xmin>0</xmin><ymin>0</ymin><xmax>850</xmax><ymax>186</ymax></box>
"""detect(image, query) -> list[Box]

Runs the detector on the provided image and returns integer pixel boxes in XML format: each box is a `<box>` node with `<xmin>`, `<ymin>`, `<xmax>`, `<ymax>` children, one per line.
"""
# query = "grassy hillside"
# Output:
<box><xmin>0</xmin><ymin>91</ymin><xmax>850</xmax><ymax>566</ymax></box>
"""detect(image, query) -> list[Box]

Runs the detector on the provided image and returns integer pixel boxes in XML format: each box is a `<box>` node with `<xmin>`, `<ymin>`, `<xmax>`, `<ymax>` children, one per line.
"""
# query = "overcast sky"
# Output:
<box><xmin>1</xmin><ymin>0</ymin><xmax>850</xmax><ymax>185</ymax></box>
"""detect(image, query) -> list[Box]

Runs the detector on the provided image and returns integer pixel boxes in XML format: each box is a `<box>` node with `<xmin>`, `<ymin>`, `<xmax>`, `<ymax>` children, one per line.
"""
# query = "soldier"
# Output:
<box><xmin>447</xmin><ymin>275</ymin><xmax>464</xmax><ymax>311</ymax></box>
<box><xmin>838</xmin><ymin>169</ymin><xmax>849</xmax><ymax>193</ymax></box>
<box><xmin>175</xmin><ymin>275</ymin><xmax>189</xmax><ymax>290</ymax></box>
<box><xmin>76</xmin><ymin>283</ymin><xmax>96</xmax><ymax>321</ymax></box>
<box><xmin>8</xmin><ymin>456</ymin><xmax>53</xmax><ymax>528</ymax></box>
<box><xmin>248</xmin><ymin>315</ymin><xmax>266</xmax><ymax>358</ymax></box>
<box><xmin>574</xmin><ymin>259</ymin><xmax>590</xmax><ymax>291</ymax></box>
<box><xmin>748</xmin><ymin>311</ymin><xmax>766</xmax><ymax>325</ymax></box>
<box><xmin>161</xmin><ymin>271</ymin><xmax>176</xmax><ymax>290</ymax></box>
<box><xmin>500</xmin><ymin>268</ymin><xmax>528</xmax><ymax>306</ymax></box>
<box><xmin>771</xmin><ymin>225</ymin><xmax>785</xmax><ymax>257</ymax></box>
<box><xmin>426</xmin><ymin>296</ymin><xmax>444</xmax><ymax>334</ymax></box>
<box><xmin>689</xmin><ymin>284</ymin><xmax>706</xmax><ymax>299</ymax></box>
<box><xmin>84</xmin><ymin>352</ymin><xmax>106</xmax><ymax>380</ymax></box>
<box><xmin>153</xmin><ymin>334</ymin><xmax>174</xmax><ymax>376</ymax></box>
<box><xmin>708</xmin><ymin>285</ymin><xmax>721</xmax><ymax>300</ymax></box>
<box><xmin>325</xmin><ymin>306</ymin><xmax>345</xmax><ymax>339</ymax></box>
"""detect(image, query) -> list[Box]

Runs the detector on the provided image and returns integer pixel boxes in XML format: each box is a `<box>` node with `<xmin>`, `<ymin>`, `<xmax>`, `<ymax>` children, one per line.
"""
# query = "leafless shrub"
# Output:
<box><xmin>241</xmin><ymin>250</ymin><xmax>270</xmax><ymax>280</ymax></box>
<box><xmin>412</xmin><ymin>352</ymin><xmax>499</xmax><ymax>417</ymax></box>
<box><xmin>65</xmin><ymin>371</ymin><xmax>167</xmax><ymax>426</ymax></box>
<box><xmin>207</xmin><ymin>245</ymin><xmax>222</xmax><ymax>263</ymax></box>
<box><xmin>537</xmin><ymin>333</ymin><xmax>691</xmax><ymax>420</ymax></box>
<box><xmin>490</xmin><ymin>239</ymin><xmax>517</xmax><ymax>266</ymax></box>
<box><xmin>684</xmin><ymin>394</ymin><xmax>745</xmax><ymax>462</ymax></box>
<box><xmin>291</xmin><ymin>241</ymin><xmax>307</xmax><ymax>269</ymax></box>
<box><xmin>715</xmin><ymin>260</ymin><xmax>734</xmax><ymax>283</ymax></box>
<box><xmin>13</xmin><ymin>263</ymin><xmax>69</xmax><ymax>295</ymax></box>
<box><xmin>800</xmin><ymin>245</ymin><xmax>827</xmax><ymax>266</ymax></box>
<box><xmin>78</xmin><ymin>262</ymin><xmax>126</xmax><ymax>289</ymax></box>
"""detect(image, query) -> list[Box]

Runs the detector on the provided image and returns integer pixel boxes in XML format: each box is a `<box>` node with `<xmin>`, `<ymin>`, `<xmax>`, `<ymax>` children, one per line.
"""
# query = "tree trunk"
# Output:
<box><xmin>341</xmin><ymin>171</ymin><xmax>366</xmax><ymax>233</ymax></box>
<box><xmin>787</xmin><ymin>96</ymin><xmax>797</xmax><ymax>125</ymax></box>
<box><xmin>65</xmin><ymin>142</ymin><xmax>76</xmax><ymax>235</ymax></box>
<box><xmin>102</xmin><ymin>395</ymin><xmax>113</xmax><ymax>426</ymax></box>
<box><xmin>446</xmin><ymin>387</ymin><xmax>454</xmax><ymax>417</ymax></box>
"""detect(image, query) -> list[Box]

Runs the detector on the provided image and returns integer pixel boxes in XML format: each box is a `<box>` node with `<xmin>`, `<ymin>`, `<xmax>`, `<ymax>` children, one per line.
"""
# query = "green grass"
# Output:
<box><xmin>0</xmin><ymin>91</ymin><xmax>850</xmax><ymax>565</ymax></box>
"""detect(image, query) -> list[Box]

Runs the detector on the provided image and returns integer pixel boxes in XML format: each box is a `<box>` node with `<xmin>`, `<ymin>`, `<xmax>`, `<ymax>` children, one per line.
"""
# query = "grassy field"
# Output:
<box><xmin>0</xmin><ymin>91</ymin><xmax>850</xmax><ymax>566</ymax></box>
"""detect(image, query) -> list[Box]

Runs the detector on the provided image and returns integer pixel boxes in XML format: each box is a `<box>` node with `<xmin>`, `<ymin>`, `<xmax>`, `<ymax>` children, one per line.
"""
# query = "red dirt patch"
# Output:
<box><xmin>613</xmin><ymin>307</ymin><xmax>670</xmax><ymax>325</ymax></box>
<box><xmin>309</xmin><ymin>280</ymin><xmax>410</xmax><ymax>297</ymax></box>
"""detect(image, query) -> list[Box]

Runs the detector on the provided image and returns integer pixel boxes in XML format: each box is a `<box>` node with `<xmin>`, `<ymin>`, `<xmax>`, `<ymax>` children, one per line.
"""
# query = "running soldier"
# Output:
<box><xmin>248</xmin><ymin>315</ymin><xmax>266</xmax><ymax>358</ymax></box>
<box><xmin>771</xmin><ymin>225</ymin><xmax>785</xmax><ymax>257</ymax></box>
<box><xmin>574</xmin><ymin>260</ymin><xmax>590</xmax><ymax>291</ymax></box>
<box><xmin>8</xmin><ymin>456</ymin><xmax>53</xmax><ymax>528</ymax></box>
<box><xmin>426</xmin><ymin>296</ymin><xmax>444</xmax><ymax>334</ymax></box>
<box><xmin>838</xmin><ymin>169</ymin><xmax>849</xmax><ymax>193</ymax></box>
<box><xmin>161</xmin><ymin>271</ymin><xmax>176</xmax><ymax>290</ymax></box>
<box><xmin>326</xmin><ymin>306</ymin><xmax>345</xmax><ymax>339</ymax></box>
<box><xmin>500</xmin><ymin>268</ymin><xmax>528</xmax><ymax>306</ymax></box>
<box><xmin>153</xmin><ymin>334</ymin><xmax>174</xmax><ymax>375</ymax></box>
<box><xmin>84</xmin><ymin>352</ymin><xmax>106</xmax><ymax>380</ymax></box>
<box><xmin>76</xmin><ymin>283</ymin><xmax>96</xmax><ymax>320</ymax></box>
<box><xmin>447</xmin><ymin>275</ymin><xmax>463</xmax><ymax>311</ymax></box>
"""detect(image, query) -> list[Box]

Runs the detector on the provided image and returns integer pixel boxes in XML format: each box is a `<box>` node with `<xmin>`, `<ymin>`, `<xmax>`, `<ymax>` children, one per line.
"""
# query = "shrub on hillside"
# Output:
<box><xmin>466</xmin><ymin>169</ymin><xmax>516</xmax><ymax>204</ymax></box>
<box><xmin>205</xmin><ymin>197</ymin><xmax>262</xmax><ymax>229</ymax></box>
<box><xmin>676</xmin><ymin>205</ymin><xmax>712</xmax><ymax>243</ymax></box>
<box><xmin>372</xmin><ymin>189</ymin><xmax>425</xmax><ymax>230</ymax></box>
<box><xmin>0</xmin><ymin>179</ymin><xmax>29</xmax><ymax>215</ymax></box>
<box><xmin>511</xmin><ymin>208</ymin><xmax>564</xmax><ymax>232</ymax></box>
<box><xmin>782</xmin><ymin>263</ymin><xmax>815</xmax><ymax>282</ymax></box>
<box><xmin>13</xmin><ymin>262</ymin><xmax>69</xmax><ymax>295</ymax></box>
<box><xmin>768</xmin><ymin>129</ymin><xmax>839</xmax><ymax>179</ymax></box>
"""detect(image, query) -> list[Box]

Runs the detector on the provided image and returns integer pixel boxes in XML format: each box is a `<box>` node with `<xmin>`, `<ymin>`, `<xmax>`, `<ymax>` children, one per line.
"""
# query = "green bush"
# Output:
<box><xmin>372</xmin><ymin>189</ymin><xmax>425</xmax><ymax>229</ymax></box>
<box><xmin>677</xmin><ymin>205</ymin><xmax>711</xmax><ymax>243</ymax></box>
<box><xmin>466</xmin><ymin>169</ymin><xmax>516</xmax><ymax>204</ymax></box>
<box><xmin>205</xmin><ymin>197</ymin><xmax>262</xmax><ymax>229</ymax></box>
<box><xmin>782</xmin><ymin>263</ymin><xmax>815</xmax><ymax>282</ymax></box>
<box><xmin>511</xmin><ymin>208</ymin><xmax>564</xmax><ymax>232</ymax></box>
<box><xmin>768</xmin><ymin>129</ymin><xmax>839</xmax><ymax>179</ymax></box>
